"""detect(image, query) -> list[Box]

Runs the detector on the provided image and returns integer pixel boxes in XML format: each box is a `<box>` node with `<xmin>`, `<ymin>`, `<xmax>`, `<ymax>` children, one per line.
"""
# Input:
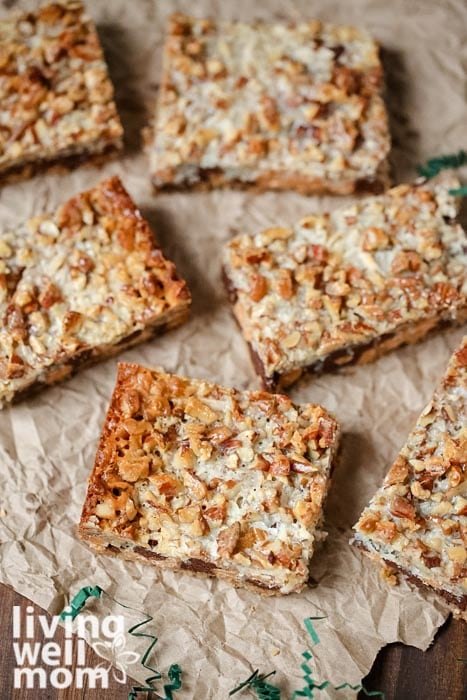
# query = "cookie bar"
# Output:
<box><xmin>352</xmin><ymin>337</ymin><xmax>467</xmax><ymax>620</ymax></box>
<box><xmin>148</xmin><ymin>13</ymin><xmax>390</xmax><ymax>194</ymax></box>
<box><xmin>0</xmin><ymin>1</ymin><xmax>123</xmax><ymax>185</ymax></box>
<box><xmin>79</xmin><ymin>363</ymin><xmax>340</xmax><ymax>595</ymax></box>
<box><xmin>223</xmin><ymin>175</ymin><xmax>467</xmax><ymax>390</ymax></box>
<box><xmin>0</xmin><ymin>178</ymin><xmax>190</xmax><ymax>408</ymax></box>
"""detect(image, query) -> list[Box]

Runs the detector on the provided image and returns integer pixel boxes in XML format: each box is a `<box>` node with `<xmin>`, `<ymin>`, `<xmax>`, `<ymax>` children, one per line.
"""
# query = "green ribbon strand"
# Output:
<box><xmin>417</xmin><ymin>149</ymin><xmax>467</xmax><ymax>195</ymax></box>
<box><xmin>230</xmin><ymin>670</ymin><xmax>282</xmax><ymax>699</ymax></box>
<box><xmin>59</xmin><ymin>585</ymin><xmax>182</xmax><ymax>700</ymax></box>
<box><xmin>229</xmin><ymin>617</ymin><xmax>383</xmax><ymax>699</ymax></box>
<box><xmin>293</xmin><ymin>618</ymin><xmax>385</xmax><ymax>699</ymax></box>
<box><xmin>417</xmin><ymin>149</ymin><xmax>467</xmax><ymax>179</ymax></box>
<box><xmin>62</xmin><ymin>590</ymin><xmax>388</xmax><ymax>699</ymax></box>
<box><xmin>448</xmin><ymin>185</ymin><xmax>467</xmax><ymax>196</ymax></box>
<box><xmin>291</xmin><ymin>617</ymin><xmax>329</xmax><ymax>699</ymax></box>
<box><xmin>59</xmin><ymin>585</ymin><xmax>103</xmax><ymax>621</ymax></box>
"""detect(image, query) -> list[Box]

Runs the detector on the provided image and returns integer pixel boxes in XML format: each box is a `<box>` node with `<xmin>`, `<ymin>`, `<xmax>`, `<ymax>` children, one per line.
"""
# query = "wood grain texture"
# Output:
<box><xmin>360</xmin><ymin>617</ymin><xmax>467</xmax><ymax>700</ymax></box>
<box><xmin>1</xmin><ymin>585</ymin><xmax>152</xmax><ymax>700</ymax></box>
<box><xmin>1</xmin><ymin>583</ymin><xmax>465</xmax><ymax>699</ymax></box>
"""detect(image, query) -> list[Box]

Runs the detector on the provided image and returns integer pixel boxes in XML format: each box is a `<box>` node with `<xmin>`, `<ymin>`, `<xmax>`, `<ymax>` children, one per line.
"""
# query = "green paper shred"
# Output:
<box><xmin>292</xmin><ymin>617</ymin><xmax>385</xmax><ymax>699</ymax></box>
<box><xmin>303</xmin><ymin>617</ymin><xmax>325</xmax><ymax>646</ymax></box>
<box><xmin>59</xmin><ymin>585</ymin><xmax>103</xmax><ymax>621</ymax></box>
<box><xmin>230</xmin><ymin>670</ymin><xmax>281</xmax><ymax>699</ymax></box>
<box><xmin>448</xmin><ymin>185</ymin><xmax>467</xmax><ymax>196</ymax></box>
<box><xmin>417</xmin><ymin>149</ymin><xmax>467</xmax><ymax>179</ymax></box>
<box><xmin>124</xmin><ymin>603</ymin><xmax>163</xmax><ymax>700</ymax></box>
<box><xmin>291</xmin><ymin>618</ymin><xmax>326</xmax><ymax>699</ymax></box>
<box><xmin>62</xmin><ymin>591</ymin><xmax>386</xmax><ymax>700</ymax></box>
<box><xmin>163</xmin><ymin>664</ymin><xmax>183</xmax><ymax>699</ymax></box>
<box><xmin>59</xmin><ymin>586</ymin><xmax>182</xmax><ymax>700</ymax></box>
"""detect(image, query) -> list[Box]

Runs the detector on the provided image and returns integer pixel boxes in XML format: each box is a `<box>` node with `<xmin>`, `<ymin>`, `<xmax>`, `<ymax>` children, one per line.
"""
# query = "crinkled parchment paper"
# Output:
<box><xmin>0</xmin><ymin>0</ymin><xmax>466</xmax><ymax>696</ymax></box>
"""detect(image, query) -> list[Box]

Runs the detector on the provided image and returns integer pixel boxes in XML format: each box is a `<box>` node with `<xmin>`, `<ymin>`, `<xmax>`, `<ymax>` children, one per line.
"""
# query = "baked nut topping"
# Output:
<box><xmin>353</xmin><ymin>337</ymin><xmax>467</xmax><ymax>619</ymax></box>
<box><xmin>0</xmin><ymin>1</ymin><xmax>123</xmax><ymax>184</ymax></box>
<box><xmin>148</xmin><ymin>13</ymin><xmax>390</xmax><ymax>195</ymax></box>
<box><xmin>0</xmin><ymin>178</ymin><xmax>191</xmax><ymax>408</ymax></box>
<box><xmin>79</xmin><ymin>363</ymin><xmax>340</xmax><ymax>595</ymax></box>
<box><xmin>223</xmin><ymin>175</ymin><xmax>467</xmax><ymax>390</ymax></box>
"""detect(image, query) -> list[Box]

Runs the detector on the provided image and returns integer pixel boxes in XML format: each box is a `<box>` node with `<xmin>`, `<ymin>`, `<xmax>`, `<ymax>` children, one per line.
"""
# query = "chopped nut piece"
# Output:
<box><xmin>177</xmin><ymin>505</ymin><xmax>200</xmax><ymax>524</ymax></box>
<box><xmin>217</xmin><ymin>522</ymin><xmax>241</xmax><ymax>558</ymax></box>
<box><xmin>185</xmin><ymin>397</ymin><xmax>218</xmax><ymax>424</ymax></box>
<box><xmin>250</xmin><ymin>274</ymin><xmax>268</xmax><ymax>302</ymax></box>
<box><xmin>79</xmin><ymin>363</ymin><xmax>340</xmax><ymax>595</ymax></box>
<box><xmin>410</xmin><ymin>481</ymin><xmax>431</xmax><ymax>500</ymax></box>
<box><xmin>390</xmin><ymin>496</ymin><xmax>415</xmax><ymax>520</ymax></box>
<box><xmin>362</xmin><ymin>227</ymin><xmax>390</xmax><ymax>251</ymax></box>
<box><xmin>183</xmin><ymin>471</ymin><xmax>208</xmax><ymax>501</ymax></box>
<box><xmin>385</xmin><ymin>456</ymin><xmax>409</xmax><ymax>485</ymax></box>
<box><xmin>380</xmin><ymin>563</ymin><xmax>398</xmax><ymax>586</ymax></box>
<box><xmin>283</xmin><ymin>331</ymin><xmax>301</xmax><ymax>349</ymax></box>
<box><xmin>268</xmin><ymin>454</ymin><xmax>291</xmax><ymax>476</ymax></box>
<box><xmin>293</xmin><ymin>500</ymin><xmax>317</xmax><ymax>526</ymax></box>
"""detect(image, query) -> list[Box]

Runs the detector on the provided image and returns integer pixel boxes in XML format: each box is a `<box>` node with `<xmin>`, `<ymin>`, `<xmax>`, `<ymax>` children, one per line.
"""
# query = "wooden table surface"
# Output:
<box><xmin>1</xmin><ymin>583</ymin><xmax>465</xmax><ymax>699</ymax></box>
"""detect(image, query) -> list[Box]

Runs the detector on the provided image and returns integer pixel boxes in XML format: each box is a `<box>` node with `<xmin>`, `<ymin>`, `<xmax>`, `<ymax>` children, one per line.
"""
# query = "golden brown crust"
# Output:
<box><xmin>0</xmin><ymin>178</ymin><xmax>191</xmax><ymax>407</ymax></box>
<box><xmin>152</xmin><ymin>166</ymin><xmax>390</xmax><ymax>196</ymax></box>
<box><xmin>0</xmin><ymin>1</ymin><xmax>123</xmax><ymax>182</ymax></box>
<box><xmin>79</xmin><ymin>363</ymin><xmax>340</xmax><ymax>594</ymax></box>
<box><xmin>354</xmin><ymin>542</ymin><xmax>467</xmax><ymax>621</ymax></box>
<box><xmin>0</xmin><ymin>142</ymin><xmax>121</xmax><ymax>188</ymax></box>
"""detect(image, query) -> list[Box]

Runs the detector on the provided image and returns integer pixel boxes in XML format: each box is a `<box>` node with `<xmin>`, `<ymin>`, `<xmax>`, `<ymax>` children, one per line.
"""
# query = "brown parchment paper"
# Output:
<box><xmin>0</xmin><ymin>0</ymin><xmax>466</xmax><ymax>697</ymax></box>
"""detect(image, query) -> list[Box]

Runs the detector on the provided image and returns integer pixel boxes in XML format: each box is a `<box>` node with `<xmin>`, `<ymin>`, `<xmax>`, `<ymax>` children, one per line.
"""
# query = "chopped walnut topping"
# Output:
<box><xmin>223</xmin><ymin>176</ymin><xmax>466</xmax><ymax>389</ymax></box>
<box><xmin>354</xmin><ymin>336</ymin><xmax>467</xmax><ymax>618</ymax></box>
<box><xmin>0</xmin><ymin>178</ymin><xmax>191</xmax><ymax>408</ymax></box>
<box><xmin>149</xmin><ymin>13</ymin><xmax>390</xmax><ymax>194</ymax></box>
<box><xmin>79</xmin><ymin>363</ymin><xmax>340</xmax><ymax>595</ymax></box>
<box><xmin>0</xmin><ymin>1</ymin><xmax>123</xmax><ymax>183</ymax></box>
<box><xmin>380</xmin><ymin>563</ymin><xmax>398</xmax><ymax>586</ymax></box>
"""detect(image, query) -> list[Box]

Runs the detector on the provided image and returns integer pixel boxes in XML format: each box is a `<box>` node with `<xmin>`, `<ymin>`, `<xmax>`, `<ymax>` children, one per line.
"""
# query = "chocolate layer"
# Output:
<box><xmin>354</xmin><ymin>540</ymin><xmax>467</xmax><ymax>613</ymax></box>
<box><xmin>0</xmin><ymin>141</ymin><xmax>122</xmax><ymax>187</ymax></box>
<box><xmin>223</xmin><ymin>264</ymin><xmax>457</xmax><ymax>390</ymax></box>
<box><xmin>180</xmin><ymin>558</ymin><xmax>217</xmax><ymax>574</ymax></box>
<box><xmin>153</xmin><ymin>168</ymin><xmax>388</xmax><ymax>196</ymax></box>
<box><xmin>134</xmin><ymin>546</ymin><xmax>167</xmax><ymax>562</ymax></box>
<box><xmin>7</xmin><ymin>313</ymin><xmax>188</xmax><ymax>406</ymax></box>
<box><xmin>246</xmin><ymin>579</ymin><xmax>280</xmax><ymax>592</ymax></box>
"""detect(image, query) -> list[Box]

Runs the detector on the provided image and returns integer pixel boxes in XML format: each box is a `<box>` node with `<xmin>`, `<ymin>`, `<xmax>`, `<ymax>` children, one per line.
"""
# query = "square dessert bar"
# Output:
<box><xmin>223</xmin><ymin>175</ymin><xmax>467</xmax><ymax>390</ymax></box>
<box><xmin>79</xmin><ymin>363</ymin><xmax>340</xmax><ymax>595</ymax></box>
<box><xmin>148</xmin><ymin>13</ymin><xmax>390</xmax><ymax>195</ymax></box>
<box><xmin>0</xmin><ymin>177</ymin><xmax>191</xmax><ymax>408</ymax></box>
<box><xmin>353</xmin><ymin>337</ymin><xmax>467</xmax><ymax>620</ymax></box>
<box><xmin>0</xmin><ymin>1</ymin><xmax>123</xmax><ymax>185</ymax></box>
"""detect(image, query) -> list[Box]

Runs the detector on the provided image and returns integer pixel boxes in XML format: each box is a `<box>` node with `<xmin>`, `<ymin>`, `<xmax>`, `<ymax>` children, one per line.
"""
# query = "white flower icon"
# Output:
<box><xmin>91</xmin><ymin>633</ymin><xmax>140</xmax><ymax>683</ymax></box>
